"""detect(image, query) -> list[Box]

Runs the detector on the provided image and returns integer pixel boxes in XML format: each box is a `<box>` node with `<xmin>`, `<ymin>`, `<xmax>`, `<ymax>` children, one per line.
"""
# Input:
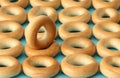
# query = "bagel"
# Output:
<box><xmin>92</xmin><ymin>8</ymin><xmax>119</xmax><ymax>24</ymax></box>
<box><xmin>0</xmin><ymin>21</ymin><xmax>24</xmax><ymax>39</ymax></box>
<box><xmin>59</xmin><ymin>7</ymin><xmax>91</xmax><ymax>23</ymax></box>
<box><xmin>61</xmin><ymin>37</ymin><xmax>96</xmax><ymax>56</ymax></box>
<box><xmin>23</xmin><ymin>55</ymin><xmax>60</xmax><ymax>78</ymax></box>
<box><xmin>0</xmin><ymin>37</ymin><xmax>23</xmax><ymax>57</ymax></box>
<box><xmin>58</xmin><ymin>21</ymin><xmax>92</xmax><ymax>40</ymax></box>
<box><xmin>61</xmin><ymin>0</ymin><xmax>92</xmax><ymax>9</ymax></box>
<box><xmin>61</xmin><ymin>54</ymin><xmax>99</xmax><ymax>78</ymax></box>
<box><xmin>30</xmin><ymin>0</ymin><xmax>61</xmax><ymax>9</ymax></box>
<box><xmin>0</xmin><ymin>5</ymin><xmax>27</xmax><ymax>24</ymax></box>
<box><xmin>93</xmin><ymin>21</ymin><xmax>120</xmax><ymax>39</ymax></box>
<box><xmin>25</xmin><ymin>16</ymin><xmax>56</xmax><ymax>49</ymax></box>
<box><xmin>97</xmin><ymin>37</ymin><xmax>120</xmax><ymax>57</ymax></box>
<box><xmin>0</xmin><ymin>0</ymin><xmax>29</xmax><ymax>8</ymax></box>
<box><xmin>28</xmin><ymin>6</ymin><xmax>58</xmax><ymax>22</ymax></box>
<box><xmin>0</xmin><ymin>55</ymin><xmax>21</xmax><ymax>78</ymax></box>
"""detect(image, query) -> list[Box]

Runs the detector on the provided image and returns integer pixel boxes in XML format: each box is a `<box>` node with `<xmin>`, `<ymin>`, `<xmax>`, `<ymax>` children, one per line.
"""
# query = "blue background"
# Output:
<box><xmin>15</xmin><ymin>3</ymin><xmax>120</xmax><ymax>78</ymax></box>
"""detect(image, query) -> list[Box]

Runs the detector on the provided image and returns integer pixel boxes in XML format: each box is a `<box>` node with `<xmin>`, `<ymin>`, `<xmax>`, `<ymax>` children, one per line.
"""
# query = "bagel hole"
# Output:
<box><xmin>69</xmin><ymin>14</ymin><xmax>80</xmax><ymax>17</ymax></box>
<box><xmin>37</xmin><ymin>13</ymin><xmax>47</xmax><ymax>16</ymax></box>
<box><xmin>73</xmin><ymin>0</ymin><xmax>81</xmax><ymax>2</ymax></box>
<box><xmin>41</xmin><ymin>0</ymin><xmax>52</xmax><ymax>2</ymax></box>
<box><xmin>38</xmin><ymin>29</ymin><xmax>45</xmax><ymax>33</ymax></box>
<box><xmin>34</xmin><ymin>65</ymin><xmax>46</xmax><ymax>68</ymax></box>
<box><xmin>69</xmin><ymin>29</ymin><xmax>81</xmax><ymax>33</ymax></box>
<box><xmin>107</xmin><ymin>47</ymin><xmax>118</xmax><ymax>51</ymax></box>
<box><xmin>72</xmin><ymin>45</ymin><xmax>84</xmax><ymax>49</ymax></box>
<box><xmin>72</xmin><ymin>63</ymin><xmax>84</xmax><ymax>66</ymax></box>
<box><xmin>9</xmin><ymin>0</ymin><xmax>18</xmax><ymax>2</ymax></box>
<box><xmin>111</xmin><ymin>64</ymin><xmax>120</xmax><ymax>67</ymax></box>
<box><xmin>2</xmin><ymin>29</ymin><xmax>12</xmax><ymax>33</ymax></box>
<box><xmin>6</xmin><ymin>11</ymin><xmax>15</xmax><ymax>15</ymax></box>
<box><xmin>102</xmin><ymin>14</ymin><xmax>110</xmax><ymax>18</ymax></box>
<box><xmin>0</xmin><ymin>64</ymin><xmax>7</xmax><ymax>67</ymax></box>
<box><xmin>0</xmin><ymin>46</ymin><xmax>10</xmax><ymax>49</ymax></box>
<box><xmin>103</xmin><ymin>28</ymin><xmax>112</xmax><ymax>32</ymax></box>
<box><xmin>103</xmin><ymin>0</ymin><xmax>111</xmax><ymax>2</ymax></box>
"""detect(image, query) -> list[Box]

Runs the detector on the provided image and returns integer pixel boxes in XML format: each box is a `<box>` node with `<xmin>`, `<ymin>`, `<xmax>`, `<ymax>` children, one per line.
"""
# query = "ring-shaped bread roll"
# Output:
<box><xmin>93</xmin><ymin>21</ymin><xmax>120</xmax><ymax>40</ymax></box>
<box><xmin>0</xmin><ymin>5</ymin><xmax>27</xmax><ymax>24</ymax></box>
<box><xmin>30</xmin><ymin>0</ymin><xmax>61</xmax><ymax>9</ymax></box>
<box><xmin>25</xmin><ymin>41</ymin><xmax>60</xmax><ymax>57</ymax></box>
<box><xmin>0</xmin><ymin>21</ymin><xmax>24</xmax><ymax>39</ymax></box>
<box><xmin>58</xmin><ymin>21</ymin><xmax>92</xmax><ymax>40</ymax></box>
<box><xmin>28</xmin><ymin>6</ymin><xmax>58</xmax><ymax>22</ymax></box>
<box><xmin>61</xmin><ymin>37</ymin><xmax>96</xmax><ymax>56</ymax></box>
<box><xmin>97</xmin><ymin>37</ymin><xmax>120</xmax><ymax>57</ymax></box>
<box><xmin>100</xmin><ymin>55</ymin><xmax>120</xmax><ymax>78</ymax></box>
<box><xmin>0</xmin><ymin>0</ymin><xmax>29</xmax><ymax>8</ymax></box>
<box><xmin>0</xmin><ymin>55</ymin><xmax>21</xmax><ymax>78</ymax></box>
<box><xmin>61</xmin><ymin>54</ymin><xmax>99</xmax><ymax>78</ymax></box>
<box><xmin>0</xmin><ymin>37</ymin><xmax>23</xmax><ymax>57</ymax></box>
<box><xmin>25</xmin><ymin>16</ymin><xmax>56</xmax><ymax>49</ymax></box>
<box><xmin>92</xmin><ymin>8</ymin><xmax>119</xmax><ymax>24</ymax></box>
<box><xmin>22</xmin><ymin>55</ymin><xmax>60</xmax><ymax>78</ymax></box>
<box><xmin>59</xmin><ymin>7</ymin><xmax>91</xmax><ymax>23</ymax></box>
<box><xmin>92</xmin><ymin>0</ymin><xmax>119</xmax><ymax>9</ymax></box>
<box><xmin>61</xmin><ymin>0</ymin><xmax>92</xmax><ymax>9</ymax></box>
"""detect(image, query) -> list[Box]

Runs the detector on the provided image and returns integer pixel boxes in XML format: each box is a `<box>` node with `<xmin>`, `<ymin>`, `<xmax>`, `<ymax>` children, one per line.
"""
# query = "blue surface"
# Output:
<box><xmin>16</xmin><ymin>4</ymin><xmax>120</xmax><ymax>78</ymax></box>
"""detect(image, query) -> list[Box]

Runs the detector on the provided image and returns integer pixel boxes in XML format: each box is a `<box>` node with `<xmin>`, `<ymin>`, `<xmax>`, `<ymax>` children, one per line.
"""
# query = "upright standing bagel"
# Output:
<box><xmin>0</xmin><ymin>55</ymin><xmax>21</xmax><ymax>78</ymax></box>
<box><xmin>61</xmin><ymin>54</ymin><xmax>99</xmax><ymax>78</ymax></box>
<box><xmin>0</xmin><ymin>21</ymin><xmax>24</xmax><ymax>39</ymax></box>
<box><xmin>0</xmin><ymin>0</ymin><xmax>29</xmax><ymax>8</ymax></box>
<box><xmin>58</xmin><ymin>21</ymin><xmax>92</xmax><ymax>40</ymax></box>
<box><xmin>92</xmin><ymin>8</ymin><xmax>119</xmax><ymax>24</ymax></box>
<box><xmin>97</xmin><ymin>37</ymin><xmax>120</xmax><ymax>57</ymax></box>
<box><xmin>100</xmin><ymin>55</ymin><xmax>120</xmax><ymax>78</ymax></box>
<box><xmin>61</xmin><ymin>0</ymin><xmax>92</xmax><ymax>9</ymax></box>
<box><xmin>30</xmin><ymin>0</ymin><xmax>61</xmax><ymax>9</ymax></box>
<box><xmin>0</xmin><ymin>5</ymin><xmax>27</xmax><ymax>24</ymax></box>
<box><xmin>23</xmin><ymin>55</ymin><xmax>60</xmax><ymax>78</ymax></box>
<box><xmin>92</xmin><ymin>0</ymin><xmax>119</xmax><ymax>9</ymax></box>
<box><xmin>59</xmin><ymin>7</ymin><xmax>91</xmax><ymax>23</ymax></box>
<box><xmin>25</xmin><ymin>16</ymin><xmax>56</xmax><ymax>49</ymax></box>
<box><xmin>61</xmin><ymin>37</ymin><xmax>96</xmax><ymax>56</ymax></box>
<box><xmin>0</xmin><ymin>37</ymin><xmax>23</xmax><ymax>57</ymax></box>
<box><xmin>28</xmin><ymin>6</ymin><xmax>58</xmax><ymax>22</ymax></box>
<box><xmin>93</xmin><ymin>21</ymin><xmax>120</xmax><ymax>40</ymax></box>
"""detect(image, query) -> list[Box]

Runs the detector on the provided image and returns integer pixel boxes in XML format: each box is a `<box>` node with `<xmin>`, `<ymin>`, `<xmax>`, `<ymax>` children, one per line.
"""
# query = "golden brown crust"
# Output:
<box><xmin>0</xmin><ymin>5</ymin><xmax>27</xmax><ymax>24</ymax></box>
<box><xmin>58</xmin><ymin>21</ymin><xmax>92</xmax><ymax>40</ymax></box>
<box><xmin>0</xmin><ymin>37</ymin><xmax>23</xmax><ymax>57</ymax></box>
<box><xmin>92</xmin><ymin>8</ymin><xmax>119</xmax><ymax>24</ymax></box>
<box><xmin>22</xmin><ymin>55</ymin><xmax>60</xmax><ymax>78</ymax></box>
<box><xmin>28</xmin><ymin>6</ymin><xmax>58</xmax><ymax>22</ymax></box>
<box><xmin>97</xmin><ymin>37</ymin><xmax>120</xmax><ymax>57</ymax></box>
<box><xmin>61</xmin><ymin>54</ymin><xmax>99</xmax><ymax>78</ymax></box>
<box><xmin>25</xmin><ymin>16</ymin><xmax>56</xmax><ymax>49</ymax></box>
<box><xmin>0</xmin><ymin>21</ymin><xmax>24</xmax><ymax>39</ymax></box>
<box><xmin>93</xmin><ymin>21</ymin><xmax>120</xmax><ymax>39</ymax></box>
<box><xmin>92</xmin><ymin>0</ymin><xmax>119</xmax><ymax>9</ymax></box>
<box><xmin>0</xmin><ymin>0</ymin><xmax>29</xmax><ymax>8</ymax></box>
<box><xmin>61</xmin><ymin>37</ymin><xmax>96</xmax><ymax>56</ymax></box>
<box><xmin>59</xmin><ymin>7</ymin><xmax>91</xmax><ymax>23</ymax></box>
<box><xmin>100</xmin><ymin>55</ymin><xmax>120</xmax><ymax>78</ymax></box>
<box><xmin>61</xmin><ymin>0</ymin><xmax>92</xmax><ymax>8</ymax></box>
<box><xmin>30</xmin><ymin>0</ymin><xmax>61</xmax><ymax>9</ymax></box>
<box><xmin>0</xmin><ymin>55</ymin><xmax>21</xmax><ymax>78</ymax></box>
<box><xmin>25</xmin><ymin>41</ymin><xmax>60</xmax><ymax>57</ymax></box>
